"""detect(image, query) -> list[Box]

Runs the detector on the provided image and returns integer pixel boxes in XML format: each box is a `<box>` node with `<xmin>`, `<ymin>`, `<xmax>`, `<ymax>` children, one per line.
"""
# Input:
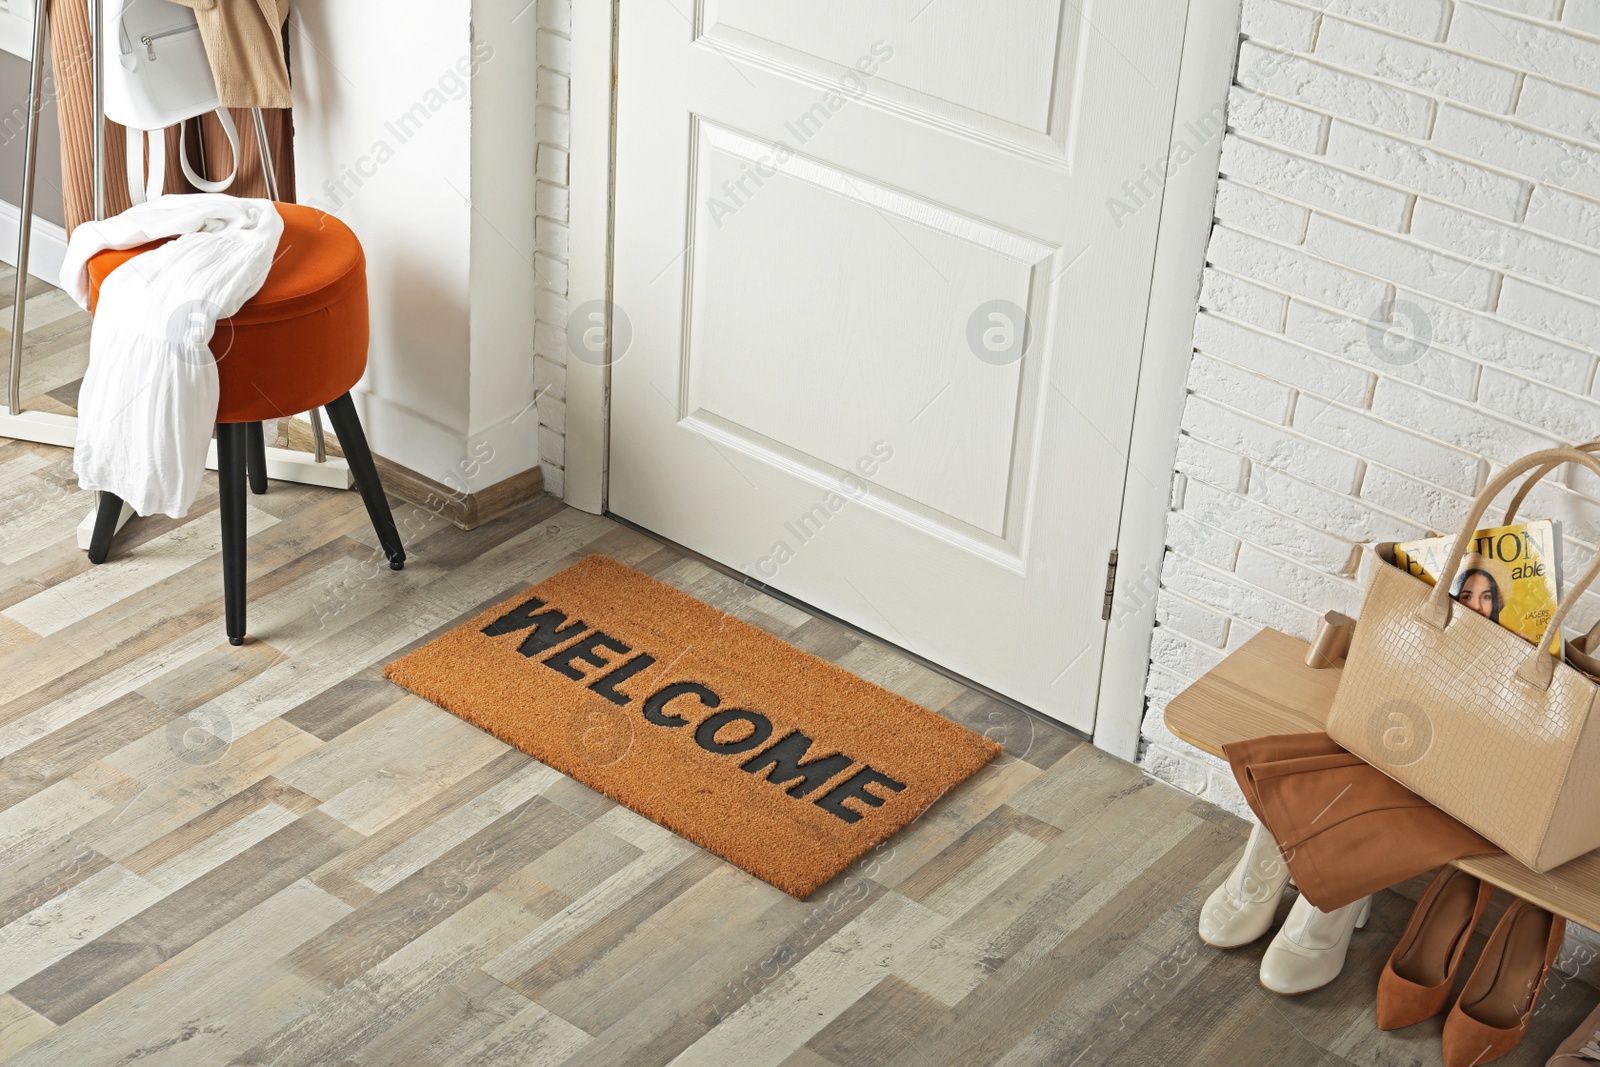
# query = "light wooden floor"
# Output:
<box><xmin>0</xmin><ymin>436</ymin><xmax>1594</xmax><ymax>1066</ymax></box>
<box><xmin>0</xmin><ymin>263</ymin><xmax>91</xmax><ymax>417</ymax></box>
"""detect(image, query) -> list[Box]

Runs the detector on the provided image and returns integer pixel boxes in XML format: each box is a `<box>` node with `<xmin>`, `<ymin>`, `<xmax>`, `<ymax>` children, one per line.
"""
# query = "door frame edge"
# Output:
<box><xmin>1092</xmin><ymin>0</ymin><xmax>1243</xmax><ymax>760</ymax></box>
<box><xmin>562</xmin><ymin>0</ymin><xmax>618</xmax><ymax>515</ymax></box>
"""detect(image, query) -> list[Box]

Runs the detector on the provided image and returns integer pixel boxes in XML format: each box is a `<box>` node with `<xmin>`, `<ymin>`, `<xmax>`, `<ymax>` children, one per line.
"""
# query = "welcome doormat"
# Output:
<box><xmin>384</xmin><ymin>555</ymin><xmax>1002</xmax><ymax>897</ymax></box>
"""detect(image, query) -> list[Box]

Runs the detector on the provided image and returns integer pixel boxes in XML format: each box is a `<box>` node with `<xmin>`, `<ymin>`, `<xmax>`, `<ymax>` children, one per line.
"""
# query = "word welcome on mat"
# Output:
<box><xmin>385</xmin><ymin>555</ymin><xmax>1001</xmax><ymax>897</ymax></box>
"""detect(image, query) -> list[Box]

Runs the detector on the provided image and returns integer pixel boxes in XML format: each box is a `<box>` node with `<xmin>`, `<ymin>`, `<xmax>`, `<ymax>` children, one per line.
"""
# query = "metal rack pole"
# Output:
<box><xmin>248</xmin><ymin>107</ymin><xmax>278</xmax><ymax>201</ymax></box>
<box><xmin>90</xmin><ymin>0</ymin><xmax>104</xmax><ymax>221</ymax></box>
<box><xmin>248</xmin><ymin>104</ymin><xmax>324</xmax><ymax>462</ymax></box>
<box><xmin>8</xmin><ymin>0</ymin><xmax>49</xmax><ymax>415</ymax></box>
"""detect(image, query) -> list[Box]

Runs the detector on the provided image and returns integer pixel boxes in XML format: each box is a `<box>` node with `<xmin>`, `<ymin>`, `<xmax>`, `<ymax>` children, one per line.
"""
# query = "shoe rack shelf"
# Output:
<box><xmin>1164</xmin><ymin>626</ymin><xmax>1600</xmax><ymax>934</ymax></box>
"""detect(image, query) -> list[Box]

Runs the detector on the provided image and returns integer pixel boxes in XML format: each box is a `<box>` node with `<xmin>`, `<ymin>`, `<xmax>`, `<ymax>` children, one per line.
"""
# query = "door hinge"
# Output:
<box><xmin>1101</xmin><ymin>550</ymin><xmax>1118</xmax><ymax>621</ymax></box>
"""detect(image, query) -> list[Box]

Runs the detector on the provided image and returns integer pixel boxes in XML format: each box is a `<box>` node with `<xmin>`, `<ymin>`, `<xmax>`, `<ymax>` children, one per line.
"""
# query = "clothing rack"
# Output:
<box><xmin>0</xmin><ymin>0</ymin><xmax>71</xmax><ymax>447</ymax></box>
<box><xmin>2</xmin><ymin>0</ymin><xmax>349</xmax><ymax>543</ymax></box>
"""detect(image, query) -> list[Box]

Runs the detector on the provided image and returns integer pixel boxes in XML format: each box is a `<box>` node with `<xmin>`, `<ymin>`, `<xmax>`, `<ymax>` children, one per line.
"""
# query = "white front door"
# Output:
<box><xmin>609</xmin><ymin>0</ymin><xmax>1192</xmax><ymax>733</ymax></box>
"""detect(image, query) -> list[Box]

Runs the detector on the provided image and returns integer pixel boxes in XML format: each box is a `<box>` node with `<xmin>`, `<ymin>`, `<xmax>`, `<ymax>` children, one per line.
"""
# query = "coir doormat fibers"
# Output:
<box><xmin>384</xmin><ymin>555</ymin><xmax>1002</xmax><ymax>897</ymax></box>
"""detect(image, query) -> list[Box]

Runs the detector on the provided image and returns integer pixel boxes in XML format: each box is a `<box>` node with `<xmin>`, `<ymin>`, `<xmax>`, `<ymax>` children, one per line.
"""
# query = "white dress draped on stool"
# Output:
<box><xmin>60</xmin><ymin>194</ymin><xmax>282</xmax><ymax>518</ymax></box>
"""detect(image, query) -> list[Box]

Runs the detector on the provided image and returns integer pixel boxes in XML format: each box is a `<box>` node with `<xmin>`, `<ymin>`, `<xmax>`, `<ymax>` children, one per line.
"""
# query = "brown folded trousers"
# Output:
<box><xmin>1224</xmin><ymin>732</ymin><xmax>1500</xmax><ymax>912</ymax></box>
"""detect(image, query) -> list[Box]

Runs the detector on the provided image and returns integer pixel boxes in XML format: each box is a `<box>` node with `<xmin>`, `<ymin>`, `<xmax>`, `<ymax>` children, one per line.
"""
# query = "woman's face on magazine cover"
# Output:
<box><xmin>1457</xmin><ymin>572</ymin><xmax>1496</xmax><ymax>619</ymax></box>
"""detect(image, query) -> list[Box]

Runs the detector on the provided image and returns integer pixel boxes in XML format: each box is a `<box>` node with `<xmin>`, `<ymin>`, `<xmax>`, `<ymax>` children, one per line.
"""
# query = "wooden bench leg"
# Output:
<box><xmin>322</xmin><ymin>393</ymin><xmax>405</xmax><ymax>571</ymax></box>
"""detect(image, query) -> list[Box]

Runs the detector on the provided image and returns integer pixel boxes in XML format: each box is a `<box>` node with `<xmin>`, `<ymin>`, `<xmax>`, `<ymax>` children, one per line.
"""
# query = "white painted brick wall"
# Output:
<box><xmin>1140</xmin><ymin>0</ymin><xmax>1600</xmax><ymax>832</ymax></box>
<box><xmin>532</xmin><ymin>0</ymin><xmax>572</xmax><ymax>498</ymax></box>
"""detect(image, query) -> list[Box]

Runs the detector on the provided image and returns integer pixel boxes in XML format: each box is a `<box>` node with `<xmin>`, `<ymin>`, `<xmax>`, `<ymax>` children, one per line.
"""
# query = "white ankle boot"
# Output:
<box><xmin>1198</xmin><ymin>823</ymin><xmax>1293</xmax><ymax>948</ymax></box>
<box><xmin>1258</xmin><ymin>893</ymin><xmax>1372</xmax><ymax>995</ymax></box>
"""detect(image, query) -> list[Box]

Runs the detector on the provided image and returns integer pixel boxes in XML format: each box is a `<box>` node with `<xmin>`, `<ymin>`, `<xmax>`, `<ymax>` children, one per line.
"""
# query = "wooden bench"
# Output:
<box><xmin>1164</xmin><ymin>627</ymin><xmax>1600</xmax><ymax>932</ymax></box>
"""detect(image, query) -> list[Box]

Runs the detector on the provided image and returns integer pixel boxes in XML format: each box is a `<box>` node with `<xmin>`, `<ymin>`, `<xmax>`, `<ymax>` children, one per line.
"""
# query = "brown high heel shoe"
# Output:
<box><xmin>1441</xmin><ymin>899</ymin><xmax>1566</xmax><ymax>1067</ymax></box>
<box><xmin>1376</xmin><ymin>867</ymin><xmax>1494</xmax><ymax>1030</ymax></box>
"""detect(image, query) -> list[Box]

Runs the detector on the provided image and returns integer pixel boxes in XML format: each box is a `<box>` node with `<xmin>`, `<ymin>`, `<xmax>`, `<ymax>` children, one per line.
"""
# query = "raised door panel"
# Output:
<box><xmin>699</xmin><ymin>0</ymin><xmax>1088</xmax><ymax>160</ymax></box>
<box><xmin>683</xmin><ymin>122</ymin><xmax>1055</xmax><ymax>545</ymax></box>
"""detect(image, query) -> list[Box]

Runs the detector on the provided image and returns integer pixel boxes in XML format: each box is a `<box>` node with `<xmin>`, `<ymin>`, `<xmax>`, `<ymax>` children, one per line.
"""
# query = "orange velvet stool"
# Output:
<box><xmin>84</xmin><ymin>203</ymin><xmax>405</xmax><ymax>645</ymax></box>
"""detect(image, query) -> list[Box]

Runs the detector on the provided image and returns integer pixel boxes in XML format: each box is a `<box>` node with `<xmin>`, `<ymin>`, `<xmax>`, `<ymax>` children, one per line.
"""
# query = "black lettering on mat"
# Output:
<box><xmin>589</xmin><ymin>653</ymin><xmax>656</xmax><ymax>706</ymax></box>
<box><xmin>480</xmin><ymin>597</ymin><xmax>589</xmax><ymax>658</ymax></box>
<box><xmin>742</xmin><ymin>731</ymin><xmax>852</xmax><ymax>798</ymax></box>
<box><xmin>481</xmin><ymin>596</ymin><xmax>550</xmax><ymax>636</ymax></box>
<box><xmin>545</xmin><ymin>632</ymin><xmax>632</xmax><ymax>681</ymax></box>
<box><xmin>814</xmin><ymin>766</ymin><xmax>906</xmax><ymax>823</ymax></box>
<box><xmin>642</xmin><ymin>681</ymin><xmax>719</xmax><ymax>727</ymax></box>
<box><xmin>479</xmin><ymin>617</ymin><xmax>917</xmax><ymax>823</ymax></box>
<box><xmin>695</xmin><ymin>709</ymin><xmax>774</xmax><ymax>756</ymax></box>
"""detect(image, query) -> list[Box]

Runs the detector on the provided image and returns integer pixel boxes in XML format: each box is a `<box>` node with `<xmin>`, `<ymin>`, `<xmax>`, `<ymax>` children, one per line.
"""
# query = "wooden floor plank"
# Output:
<box><xmin>0</xmin><ymin>864</ymin><xmax>163</xmax><ymax>997</ymax></box>
<box><xmin>804</xmin><ymin>975</ymin><xmax>951</xmax><ymax>1067</ymax></box>
<box><xmin>0</xmin><ymin>835</ymin><xmax>109</xmax><ymax>929</ymax></box>
<box><xmin>2</xmin><ymin>504</ymin><xmax>277</xmax><ymax>637</ymax></box>
<box><xmin>0</xmin><ymin>361</ymin><xmax>1589</xmax><ymax>1067</ymax></box>
<box><xmin>671</xmin><ymin>892</ymin><xmax>950</xmax><ymax>1066</ymax></box>
<box><xmin>0</xmin><ymin>994</ymin><xmax>53</xmax><ymax>1062</ymax></box>
<box><xmin>0</xmin><ymin>878</ymin><xmax>352</xmax><ymax>1067</ymax></box>
<box><xmin>288</xmin><ymin>797</ymin><xmax>590</xmax><ymax>991</ymax></box>
<box><xmin>350</xmin><ymin>760</ymin><xmax>562</xmax><ymax>894</ymax></box>
<box><xmin>314</xmin><ymin>715</ymin><xmax>509</xmax><ymax>836</ymax></box>
<box><xmin>243</xmin><ymin>877</ymin><xmax>568</xmax><ymax>1067</ymax></box>
<box><xmin>349</xmin><ymin>966</ymin><xmax>534</xmax><ymax>1067</ymax></box>
<box><xmin>9</xmin><ymin>811</ymin><xmax>362</xmax><ymax>1023</ymax></box>
<box><xmin>76</xmin><ymin>718</ymin><xmax>323</xmax><ymax>861</ymax></box>
<box><xmin>0</xmin><ymin>693</ymin><xmax>173</xmax><ymax>812</ymax></box>
<box><xmin>438</xmin><ymin>995</ymin><xmax>591</xmax><ymax>1067</ymax></box>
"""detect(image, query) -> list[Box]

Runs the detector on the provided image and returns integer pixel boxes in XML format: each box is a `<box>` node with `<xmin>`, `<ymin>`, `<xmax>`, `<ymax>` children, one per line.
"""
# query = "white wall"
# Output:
<box><xmin>1141</xmin><ymin>0</ymin><xmax>1600</xmax><ymax>960</ymax></box>
<box><xmin>291</xmin><ymin>0</ymin><xmax>541</xmax><ymax>496</ymax></box>
<box><xmin>468</xmin><ymin>0</ymin><xmax>543</xmax><ymax>489</ymax></box>
<box><xmin>530</xmin><ymin>0</ymin><xmax>573</xmax><ymax>499</ymax></box>
<box><xmin>1142</xmin><ymin>0</ymin><xmax>1600</xmax><ymax>814</ymax></box>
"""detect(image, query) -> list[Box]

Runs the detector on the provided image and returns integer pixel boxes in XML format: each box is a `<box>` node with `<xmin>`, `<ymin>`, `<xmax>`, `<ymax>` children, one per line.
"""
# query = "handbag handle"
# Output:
<box><xmin>1503</xmin><ymin>439</ymin><xmax>1600</xmax><ymax>525</ymax></box>
<box><xmin>126</xmin><ymin>128</ymin><xmax>167</xmax><ymax>205</ymax></box>
<box><xmin>1418</xmin><ymin>446</ymin><xmax>1600</xmax><ymax>690</ymax></box>
<box><xmin>124</xmin><ymin>110</ymin><xmax>238</xmax><ymax>206</ymax></box>
<box><xmin>178</xmin><ymin>110</ymin><xmax>240</xmax><ymax>193</ymax></box>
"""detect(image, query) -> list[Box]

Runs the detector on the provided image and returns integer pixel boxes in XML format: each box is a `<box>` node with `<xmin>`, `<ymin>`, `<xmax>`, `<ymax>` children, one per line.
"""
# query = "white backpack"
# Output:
<box><xmin>102</xmin><ymin>0</ymin><xmax>238</xmax><ymax>204</ymax></box>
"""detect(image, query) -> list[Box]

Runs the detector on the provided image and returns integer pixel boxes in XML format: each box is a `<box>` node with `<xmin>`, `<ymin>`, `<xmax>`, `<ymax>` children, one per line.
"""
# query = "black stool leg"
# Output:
<box><xmin>323</xmin><ymin>393</ymin><xmax>406</xmax><ymax>571</ymax></box>
<box><xmin>87</xmin><ymin>491</ymin><xmax>124</xmax><ymax>565</ymax></box>
<box><xmin>217</xmin><ymin>423</ymin><xmax>249</xmax><ymax>645</ymax></box>
<box><xmin>245</xmin><ymin>421</ymin><xmax>268</xmax><ymax>495</ymax></box>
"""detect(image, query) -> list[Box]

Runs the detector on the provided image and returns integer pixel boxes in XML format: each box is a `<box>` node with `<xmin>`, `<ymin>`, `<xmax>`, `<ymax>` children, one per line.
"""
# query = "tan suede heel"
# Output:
<box><xmin>1441</xmin><ymin>899</ymin><xmax>1565</xmax><ymax>1067</ymax></box>
<box><xmin>1376</xmin><ymin>867</ymin><xmax>1494</xmax><ymax>1030</ymax></box>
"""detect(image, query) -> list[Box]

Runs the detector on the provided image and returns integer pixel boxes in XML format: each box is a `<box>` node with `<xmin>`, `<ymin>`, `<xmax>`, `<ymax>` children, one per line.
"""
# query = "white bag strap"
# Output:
<box><xmin>125</xmin><ymin>109</ymin><xmax>238</xmax><ymax>203</ymax></box>
<box><xmin>178</xmin><ymin>109</ymin><xmax>239</xmax><ymax>194</ymax></box>
<box><xmin>125</xmin><ymin>127</ymin><xmax>166</xmax><ymax>205</ymax></box>
<box><xmin>125</xmin><ymin>129</ymin><xmax>143</xmax><ymax>204</ymax></box>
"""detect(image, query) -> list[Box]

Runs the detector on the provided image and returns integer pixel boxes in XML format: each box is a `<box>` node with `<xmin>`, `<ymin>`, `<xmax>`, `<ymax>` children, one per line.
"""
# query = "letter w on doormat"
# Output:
<box><xmin>383</xmin><ymin>555</ymin><xmax>1002</xmax><ymax>898</ymax></box>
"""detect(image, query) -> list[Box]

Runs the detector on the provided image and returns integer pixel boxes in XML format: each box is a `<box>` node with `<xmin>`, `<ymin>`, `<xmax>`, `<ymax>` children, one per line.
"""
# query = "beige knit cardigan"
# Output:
<box><xmin>169</xmin><ymin>0</ymin><xmax>294</xmax><ymax>110</ymax></box>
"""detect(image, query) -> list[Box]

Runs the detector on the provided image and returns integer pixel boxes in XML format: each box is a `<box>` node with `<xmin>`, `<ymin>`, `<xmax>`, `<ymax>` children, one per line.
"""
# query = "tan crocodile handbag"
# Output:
<box><xmin>1327</xmin><ymin>446</ymin><xmax>1600</xmax><ymax>872</ymax></box>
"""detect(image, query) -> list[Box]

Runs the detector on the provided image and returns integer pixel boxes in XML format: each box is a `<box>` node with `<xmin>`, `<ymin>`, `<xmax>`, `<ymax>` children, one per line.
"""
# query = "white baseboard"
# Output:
<box><xmin>0</xmin><ymin>199</ymin><xmax>67</xmax><ymax>284</ymax></box>
<box><xmin>354</xmin><ymin>389</ymin><xmax>540</xmax><ymax>496</ymax></box>
<box><xmin>0</xmin><ymin>7</ymin><xmax>37</xmax><ymax>63</ymax></box>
